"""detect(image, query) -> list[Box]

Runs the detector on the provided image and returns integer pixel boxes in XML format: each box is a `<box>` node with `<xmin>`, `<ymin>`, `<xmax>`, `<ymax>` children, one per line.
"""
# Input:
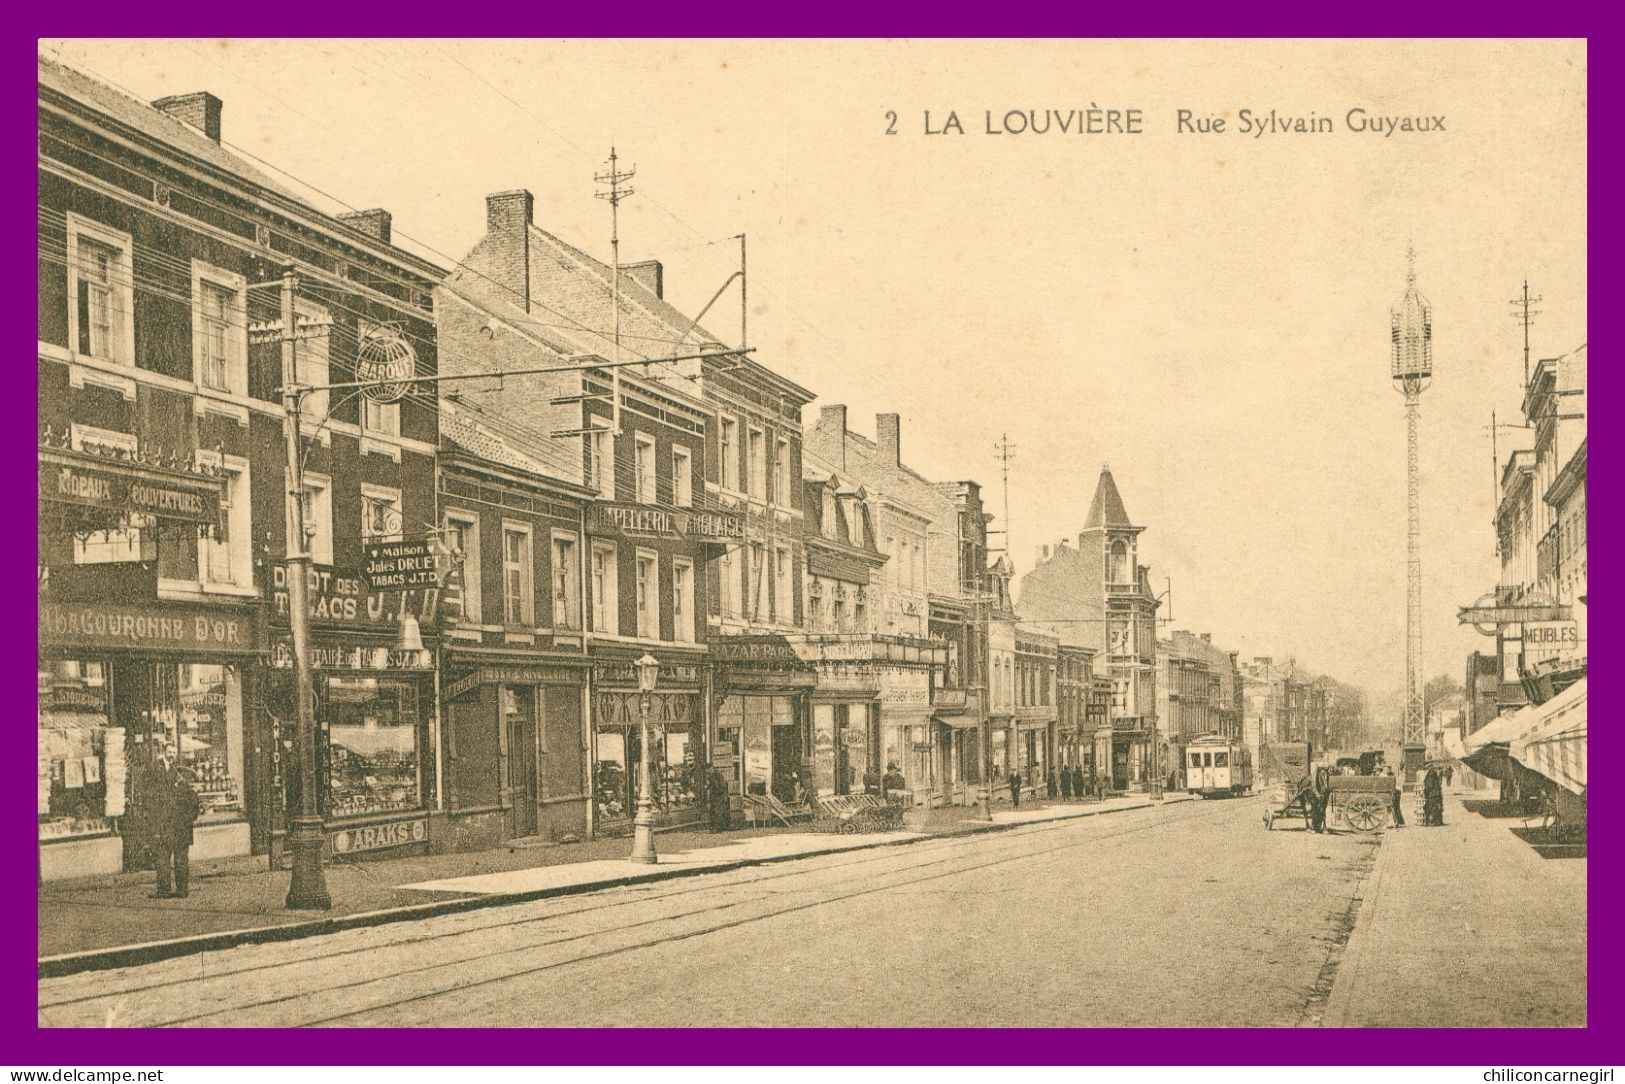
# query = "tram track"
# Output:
<box><xmin>42</xmin><ymin>798</ymin><xmax>1231</xmax><ymax>1028</ymax></box>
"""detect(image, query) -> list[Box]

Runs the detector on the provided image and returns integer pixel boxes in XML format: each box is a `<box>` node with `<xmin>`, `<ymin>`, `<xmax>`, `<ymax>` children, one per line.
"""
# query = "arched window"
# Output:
<box><xmin>1108</xmin><ymin>539</ymin><xmax>1129</xmax><ymax>584</ymax></box>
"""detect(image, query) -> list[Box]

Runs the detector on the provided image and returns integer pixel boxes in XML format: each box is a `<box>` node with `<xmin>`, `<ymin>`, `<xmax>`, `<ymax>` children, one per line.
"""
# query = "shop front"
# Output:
<box><xmin>878</xmin><ymin>669</ymin><xmax>935</xmax><ymax>803</ymax></box>
<box><xmin>264</xmin><ymin>566</ymin><xmax>440</xmax><ymax>865</ymax></box>
<box><xmin>800</xmin><ymin>642</ymin><xmax>882</xmax><ymax>798</ymax></box>
<box><xmin>591</xmin><ymin>654</ymin><xmax>707</xmax><ymax>835</ymax></box>
<box><xmin>928</xmin><ymin>688</ymin><xmax>985</xmax><ymax>807</ymax></box>
<box><xmin>440</xmin><ymin>654</ymin><xmax>590</xmax><ymax>850</ymax></box>
<box><xmin>711</xmin><ymin>636</ymin><xmax>816</xmax><ymax>806</ymax></box>
<box><xmin>1016</xmin><ymin>717</ymin><xmax>1052</xmax><ymax>793</ymax></box>
<box><xmin>38</xmin><ymin>597</ymin><xmax>263</xmax><ymax>881</ymax></box>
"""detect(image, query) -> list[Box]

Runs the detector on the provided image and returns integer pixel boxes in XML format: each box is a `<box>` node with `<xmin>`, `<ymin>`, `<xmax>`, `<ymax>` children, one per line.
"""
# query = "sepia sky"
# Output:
<box><xmin>45</xmin><ymin>38</ymin><xmax>1587</xmax><ymax>708</ymax></box>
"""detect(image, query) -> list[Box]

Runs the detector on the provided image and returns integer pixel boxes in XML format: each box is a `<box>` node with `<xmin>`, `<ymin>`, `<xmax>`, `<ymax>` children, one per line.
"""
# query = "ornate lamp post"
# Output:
<box><xmin>630</xmin><ymin>652</ymin><xmax>661</xmax><ymax>864</ymax></box>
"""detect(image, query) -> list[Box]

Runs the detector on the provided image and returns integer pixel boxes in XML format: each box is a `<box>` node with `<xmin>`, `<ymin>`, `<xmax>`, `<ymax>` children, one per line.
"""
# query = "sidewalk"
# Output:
<box><xmin>1321</xmin><ymin>787</ymin><xmax>1586</xmax><ymax>1027</ymax></box>
<box><xmin>40</xmin><ymin>792</ymin><xmax>1185</xmax><ymax>972</ymax></box>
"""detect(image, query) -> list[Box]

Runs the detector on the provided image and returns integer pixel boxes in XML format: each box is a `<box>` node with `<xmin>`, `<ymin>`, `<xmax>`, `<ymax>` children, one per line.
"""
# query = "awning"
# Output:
<box><xmin>1463</xmin><ymin>677</ymin><xmax>1586</xmax><ymax>784</ymax></box>
<box><xmin>1510</xmin><ymin>678</ymin><xmax>1586</xmax><ymax>796</ymax></box>
<box><xmin>935</xmin><ymin>714</ymin><xmax>982</xmax><ymax>730</ymax></box>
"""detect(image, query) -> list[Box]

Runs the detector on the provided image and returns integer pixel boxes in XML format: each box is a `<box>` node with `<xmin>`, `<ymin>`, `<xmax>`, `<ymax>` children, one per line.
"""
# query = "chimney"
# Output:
<box><xmin>1038</xmin><ymin>544</ymin><xmax>1051</xmax><ymax>563</ymax></box>
<box><xmin>817</xmin><ymin>405</ymin><xmax>848</xmax><ymax>469</ymax></box>
<box><xmin>153</xmin><ymin>92</ymin><xmax>222</xmax><ymax>142</ymax></box>
<box><xmin>623</xmin><ymin>260</ymin><xmax>663</xmax><ymax>299</ymax></box>
<box><xmin>1201</xmin><ymin>632</ymin><xmax>1212</xmax><ymax>643</ymax></box>
<box><xmin>876</xmin><ymin>413</ymin><xmax>901</xmax><ymax>467</ymax></box>
<box><xmin>339</xmin><ymin>209</ymin><xmax>392</xmax><ymax>244</ymax></box>
<box><xmin>484</xmin><ymin>190</ymin><xmax>534</xmax><ymax>310</ymax></box>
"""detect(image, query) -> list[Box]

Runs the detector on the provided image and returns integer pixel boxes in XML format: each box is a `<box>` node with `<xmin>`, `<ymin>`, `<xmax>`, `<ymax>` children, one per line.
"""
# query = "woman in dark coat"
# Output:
<box><xmin>1423</xmin><ymin>767</ymin><xmax>1444</xmax><ymax>827</ymax></box>
<box><xmin>1008</xmin><ymin>771</ymin><xmax>1021</xmax><ymax>808</ymax></box>
<box><xmin>1059</xmin><ymin>765</ymin><xmax>1074</xmax><ymax>800</ymax></box>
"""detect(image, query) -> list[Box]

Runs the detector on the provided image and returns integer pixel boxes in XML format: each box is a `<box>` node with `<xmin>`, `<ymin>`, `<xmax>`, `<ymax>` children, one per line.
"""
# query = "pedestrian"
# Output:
<box><xmin>1008</xmin><ymin>770</ymin><xmax>1021</xmax><ymax>808</ymax></box>
<box><xmin>1387</xmin><ymin>767</ymin><xmax>1406</xmax><ymax>829</ymax></box>
<box><xmin>154</xmin><ymin>760</ymin><xmax>200</xmax><ymax>898</ymax></box>
<box><xmin>1076</xmin><ymin>764</ymin><xmax>1089</xmax><ymax>799</ymax></box>
<box><xmin>708</xmin><ymin>767</ymin><xmax>732</xmax><ymax>832</ymax></box>
<box><xmin>1059</xmin><ymin>765</ymin><xmax>1073</xmax><ymax>800</ymax></box>
<box><xmin>882</xmin><ymin>762</ymin><xmax>906</xmax><ymax>799</ymax></box>
<box><xmin>1423</xmin><ymin>767</ymin><xmax>1444</xmax><ymax>827</ymax></box>
<box><xmin>1444</xmin><ymin>764</ymin><xmax>1454</xmax><ymax>788</ymax></box>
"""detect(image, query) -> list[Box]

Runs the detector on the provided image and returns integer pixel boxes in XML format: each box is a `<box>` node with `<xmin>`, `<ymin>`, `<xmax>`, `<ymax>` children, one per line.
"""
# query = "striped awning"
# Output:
<box><xmin>1510</xmin><ymin>678</ymin><xmax>1586</xmax><ymax>796</ymax></box>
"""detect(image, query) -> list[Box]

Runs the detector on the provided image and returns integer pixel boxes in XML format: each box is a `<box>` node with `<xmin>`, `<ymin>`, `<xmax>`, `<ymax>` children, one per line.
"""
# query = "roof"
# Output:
<box><xmin>439</xmin><ymin>399</ymin><xmax>580</xmax><ymax>487</ymax></box>
<box><xmin>40</xmin><ymin>55</ymin><xmax>312</xmax><ymax>210</ymax></box>
<box><xmin>524</xmin><ymin>225</ymin><xmax>816</xmax><ymax>405</ymax></box>
<box><xmin>1082</xmin><ymin>467</ymin><xmax>1135</xmax><ymax>530</ymax></box>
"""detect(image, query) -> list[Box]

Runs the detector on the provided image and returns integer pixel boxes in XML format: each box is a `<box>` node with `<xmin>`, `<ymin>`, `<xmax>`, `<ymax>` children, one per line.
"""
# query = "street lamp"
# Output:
<box><xmin>630</xmin><ymin>652</ymin><xmax>661</xmax><ymax>864</ymax></box>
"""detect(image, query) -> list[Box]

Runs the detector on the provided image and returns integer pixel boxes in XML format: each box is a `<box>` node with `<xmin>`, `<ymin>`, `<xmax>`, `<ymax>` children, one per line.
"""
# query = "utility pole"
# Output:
<box><xmin>256</xmin><ymin>270</ymin><xmax>331</xmax><ymax>910</ymax></box>
<box><xmin>1510</xmin><ymin>280</ymin><xmax>1542</xmax><ymax>391</ymax></box>
<box><xmin>739</xmin><ymin>233</ymin><xmax>747</xmax><ymax>351</ymax></box>
<box><xmin>595</xmin><ymin>148</ymin><xmax>635</xmax><ymax>435</ymax></box>
<box><xmin>988</xmin><ymin>435</ymin><xmax>1015</xmax><ymax>554</ymax></box>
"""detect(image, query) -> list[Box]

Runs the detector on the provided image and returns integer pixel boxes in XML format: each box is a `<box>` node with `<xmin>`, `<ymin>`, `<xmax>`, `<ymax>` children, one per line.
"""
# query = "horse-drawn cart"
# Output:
<box><xmin>1265</xmin><ymin>767</ymin><xmax>1398</xmax><ymax>833</ymax></box>
<box><xmin>1324</xmin><ymin>773</ymin><xmax>1397</xmax><ymax>832</ymax></box>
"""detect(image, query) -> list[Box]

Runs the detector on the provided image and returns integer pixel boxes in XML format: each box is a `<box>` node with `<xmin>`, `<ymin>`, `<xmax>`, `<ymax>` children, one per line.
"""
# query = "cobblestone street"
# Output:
<box><xmin>38</xmin><ymin>797</ymin><xmax>1383</xmax><ymax>1028</ymax></box>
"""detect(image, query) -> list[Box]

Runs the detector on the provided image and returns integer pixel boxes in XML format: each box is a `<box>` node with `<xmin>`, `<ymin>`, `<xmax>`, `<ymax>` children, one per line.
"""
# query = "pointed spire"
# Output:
<box><xmin>1083</xmin><ymin>466</ymin><xmax>1134</xmax><ymax>530</ymax></box>
<box><xmin>1406</xmin><ymin>237</ymin><xmax>1416</xmax><ymax>289</ymax></box>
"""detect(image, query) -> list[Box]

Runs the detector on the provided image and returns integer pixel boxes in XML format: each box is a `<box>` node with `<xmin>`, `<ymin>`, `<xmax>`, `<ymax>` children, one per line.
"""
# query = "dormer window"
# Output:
<box><xmin>822</xmin><ymin>486</ymin><xmax>838</xmax><ymax>539</ymax></box>
<box><xmin>844</xmin><ymin>499</ymin><xmax>863</xmax><ymax>546</ymax></box>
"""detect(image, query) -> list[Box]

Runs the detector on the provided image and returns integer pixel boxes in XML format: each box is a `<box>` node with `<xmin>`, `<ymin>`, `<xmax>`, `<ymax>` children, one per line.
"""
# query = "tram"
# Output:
<box><xmin>1184</xmin><ymin>734</ymin><xmax>1254</xmax><ymax>798</ymax></box>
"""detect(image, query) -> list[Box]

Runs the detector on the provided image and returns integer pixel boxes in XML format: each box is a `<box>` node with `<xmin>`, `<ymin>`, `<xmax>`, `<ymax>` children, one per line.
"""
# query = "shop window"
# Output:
<box><xmin>362</xmin><ymin>485</ymin><xmax>403</xmax><ymax>543</ymax></box>
<box><xmin>720</xmin><ymin>416</ymin><xmax>739</xmax><ymax>492</ymax></box>
<box><xmin>302</xmin><ymin>473</ymin><xmax>335</xmax><ymax>568</ymax></box>
<box><xmin>323</xmin><ymin>675</ymin><xmax>421</xmax><ymax>818</ymax></box>
<box><xmin>502</xmin><ymin>523</ymin><xmax>535</xmax><ymax>627</ymax></box>
<box><xmin>552</xmin><ymin>533</ymin><xmax>580</xmax><ymax>630</ymax></box>
<box><xmin>591</xmin><ymin>542</ymin><xmax>619</xmax><ymax>634</ymax></box>
<box><xmin>634</xmin><ymin>434</ymin><xmax>656</xmax><ymax>504</ymax></box>
<box><xmin>636</xmin><ymin>550</ymin><xmax>658</xmax><ymax>639</ymax></box>
<box><xmin>192</xmin><ymin>263</ymin><xmax>246</xmax><ymax>394</ymax></box>
<box><xmin>672</xmin><ymin>445</ymin><xmax>693</xmax><ymax>507</ymax></box>
<box><xmin>443</xmin><ymin>510</ymin><xmax>480</xmax><ymax>623</ymax></box>
<box><xmin>67</xmin><ymin>215</ymin><xmax>133</xmax><ymax>365</ymax></box>
<box><xmin>672</xmin><ymin>558</ymin><xmax>695</xmax><ymax>643</ymax></box>
<box><xmin>38</xmin><ymin>660</ymin><xmax>115</xmax><ymax>840</ymax></box>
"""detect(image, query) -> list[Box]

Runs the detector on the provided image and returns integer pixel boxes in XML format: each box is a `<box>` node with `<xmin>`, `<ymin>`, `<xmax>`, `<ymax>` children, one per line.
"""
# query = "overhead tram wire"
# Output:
<box><xmin>44</xmin><ymin>65</ymin><xmax>820</xmax><ymax>470</ymax></box>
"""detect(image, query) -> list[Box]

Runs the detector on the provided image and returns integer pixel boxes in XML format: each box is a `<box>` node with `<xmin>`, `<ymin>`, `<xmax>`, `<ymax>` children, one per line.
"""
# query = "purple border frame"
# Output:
<box><xmin>9</xmin><ymin>22</ymin><xmax>1612</xmax><ymax>1063</ymax></box>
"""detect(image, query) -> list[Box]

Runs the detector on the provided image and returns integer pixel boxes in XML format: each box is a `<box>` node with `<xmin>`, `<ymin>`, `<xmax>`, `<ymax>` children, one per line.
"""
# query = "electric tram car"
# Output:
<box><xmin>1184</xmin><ymin>734</ymin><xmax>1254</xmax><ymax>798</ymax></box>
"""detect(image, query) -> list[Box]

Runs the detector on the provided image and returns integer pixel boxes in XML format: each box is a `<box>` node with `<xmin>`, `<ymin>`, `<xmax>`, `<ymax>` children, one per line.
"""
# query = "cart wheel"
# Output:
<box><xmin>1343</xmin><ymin>795</ymin><xmax>1389</xmax><ymax>832</ymax></box>
<box><xmin>837</xmin><ymin>819</ymin><xmax>856</xmax><ymax>835</ymax></box>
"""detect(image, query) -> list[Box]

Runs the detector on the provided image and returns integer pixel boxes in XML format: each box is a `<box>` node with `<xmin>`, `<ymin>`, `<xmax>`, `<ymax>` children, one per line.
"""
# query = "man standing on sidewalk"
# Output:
<box><xmin>155</xmin><ymin>763</ymin><xmax>201</xmax><ymax>898</ymax></box>
<box><xmin>1008</xmin><ymin>770</ymin><xmax>1021</xmax><ymax>808</ymax></box>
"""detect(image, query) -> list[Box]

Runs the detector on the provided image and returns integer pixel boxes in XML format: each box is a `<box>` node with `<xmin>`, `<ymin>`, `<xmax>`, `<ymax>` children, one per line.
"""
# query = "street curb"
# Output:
<box><xmin>38</xmin><ymin>794</ymin><xmax>1187</xmax><ymax>979</ymax></box>
<box><xmin>1318</xmin><ymin>813</ymin><xmax>1398</xmax><ymax>1027</ymax></box>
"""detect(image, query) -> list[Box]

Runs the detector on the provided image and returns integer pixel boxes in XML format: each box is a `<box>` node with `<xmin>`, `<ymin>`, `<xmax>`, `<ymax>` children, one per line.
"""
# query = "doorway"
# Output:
<box><xmin>503</xmin><ymin>685</ymin><xmax>538</xmax><ymax>838</ymax></box>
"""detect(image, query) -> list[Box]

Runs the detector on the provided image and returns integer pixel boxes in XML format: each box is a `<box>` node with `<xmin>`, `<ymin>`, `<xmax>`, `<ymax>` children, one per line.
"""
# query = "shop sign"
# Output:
<box><xmin>1522</xmin><ymin>621</ymin><xmax>1581</xmax><ymax>663</ymax></box>
<box><xmin>270</xmin><ymin>638</ymin><xmax>436</xmax><ymax>672</ymax></box>
<box><xmin>268</xmin><ymin>564</ymin><xmax>440</xmax><ymax>629</ymax></box>
<box><xmin>40</xmin><ymin>600</ymin><xmax>258</xmax><ymax>655</ymax></box>
<box><xmin>594</xmin><ymin>662</ymin><xmax>702</xmax><ymax>687</ymax></box>
<box><xmin>711</xmin><ymin>635</ymin><xmax>810</xmax><ymax>667</ymax></box>
<box><xmin>363</xmin><ymin>541</ymin><xmax>440</xmax><ymax>589</ymax></box>
<box><xmin>589</xmin><ymin>502</ymin><xmax>744</xmax><ymax>543</ymax></box>
<box><xmin>331</xmin><ymin>817</ymin><xmax>427</xmax><ymax>855</ymax></box>
<box><xmin>445</xmin><ymin>665</ymin><xmax>582</xmax><ymax>702</ymax></box>
<box><xmin>39</xmin><ymin>452</ymin><xmax>222</xmax><ymax>528</ymax></box>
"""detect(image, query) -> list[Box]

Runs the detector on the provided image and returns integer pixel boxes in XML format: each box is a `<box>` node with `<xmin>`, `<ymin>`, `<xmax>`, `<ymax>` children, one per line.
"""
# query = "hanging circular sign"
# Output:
<box><xmin>356</xmin><ymin>327</ymin><xmax>415</xmax><ymax>404</ymax></box>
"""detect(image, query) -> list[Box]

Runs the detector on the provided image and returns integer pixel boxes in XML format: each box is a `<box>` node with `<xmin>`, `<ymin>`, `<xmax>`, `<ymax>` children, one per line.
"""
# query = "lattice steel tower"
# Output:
<box><xmin>1390</xmin><ymin>245</ymin><xmax>1432</xmax><ymax>765</ymax></box>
